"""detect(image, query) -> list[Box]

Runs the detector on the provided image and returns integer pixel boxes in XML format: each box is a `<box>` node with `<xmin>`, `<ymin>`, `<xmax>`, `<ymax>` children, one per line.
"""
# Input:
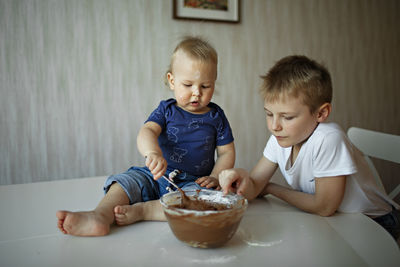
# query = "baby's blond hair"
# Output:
<box><xmin>260</xmin><ymin>55</ymin><xmax>332</xmax><ymax>113</ymax></box>
<box><xmin>165</xmin><ymin>36</ymin><xmax>218</xmax><ymax>84</ymax></box>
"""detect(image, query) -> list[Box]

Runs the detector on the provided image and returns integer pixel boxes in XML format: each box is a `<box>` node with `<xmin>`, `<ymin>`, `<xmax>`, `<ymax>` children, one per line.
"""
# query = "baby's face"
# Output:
<box><xmin>264</xmin><ymin>94</ymin><xmax>319</xmax><ymax>149</ymax></box>
<box><xmin>167</xmin><ymin>51</ymin><xmax>217</xmax><ymax>114</ymax></box>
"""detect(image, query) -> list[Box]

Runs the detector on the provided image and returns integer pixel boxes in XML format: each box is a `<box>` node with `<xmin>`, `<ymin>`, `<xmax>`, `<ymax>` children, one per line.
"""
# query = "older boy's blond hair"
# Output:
<box><xmin>260</xmin><ymin>55</ymin><xmax>332</xmax><ymax>113</ymax></box>
<box><xmin>165</xmin><ymin>36</ymin><xmax>218</xmax><ymax>84</ymax></box>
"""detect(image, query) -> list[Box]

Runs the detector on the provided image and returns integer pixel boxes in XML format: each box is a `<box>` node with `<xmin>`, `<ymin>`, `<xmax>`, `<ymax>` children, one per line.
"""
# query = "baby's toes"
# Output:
<box><xmin>114</xmin><ymin>206</ymin><xmax>127</xmax><ymax>223</ymax></box>
<box><xmin>114</xmin><ymin>206</ymin><xmax>127</xmax><ymax>216</ymax></box>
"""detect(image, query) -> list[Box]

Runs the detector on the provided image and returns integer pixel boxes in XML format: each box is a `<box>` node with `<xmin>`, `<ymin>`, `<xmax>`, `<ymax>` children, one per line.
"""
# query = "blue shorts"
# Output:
<box><xmin>103</xmin><ymin>166</ymin><xmax>207</xmax><ymax>204</ymax></box>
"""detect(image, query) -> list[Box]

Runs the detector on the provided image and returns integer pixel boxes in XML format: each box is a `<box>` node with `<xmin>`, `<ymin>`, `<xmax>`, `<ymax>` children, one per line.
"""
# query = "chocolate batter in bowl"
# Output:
<box><xmin>160</xmin><ymin>189</ymin><xmax>248</xmax><ymax>248</ymax></box>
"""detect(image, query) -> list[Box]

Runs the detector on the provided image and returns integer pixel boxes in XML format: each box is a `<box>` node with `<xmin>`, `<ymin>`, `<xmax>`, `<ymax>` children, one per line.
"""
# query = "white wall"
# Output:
<box><xmin>1</xmin><ymin>0</ymin><xmax>399</xmax><ymax>189</ymax></box>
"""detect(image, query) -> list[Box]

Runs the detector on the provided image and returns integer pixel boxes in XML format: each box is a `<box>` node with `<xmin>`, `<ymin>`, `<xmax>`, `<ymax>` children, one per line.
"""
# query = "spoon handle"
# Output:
<box><xmin>161</xmin><ymin>175</ymin><xmax>180</xmax><ymax>190</ymax></box>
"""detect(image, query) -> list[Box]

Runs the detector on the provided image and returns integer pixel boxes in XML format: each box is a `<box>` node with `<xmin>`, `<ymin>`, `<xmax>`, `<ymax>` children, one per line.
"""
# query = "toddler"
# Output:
<box><xmin>57</xmin><ymin>36</ymin><xmax>235</xmax><ymax>236</ymax></box>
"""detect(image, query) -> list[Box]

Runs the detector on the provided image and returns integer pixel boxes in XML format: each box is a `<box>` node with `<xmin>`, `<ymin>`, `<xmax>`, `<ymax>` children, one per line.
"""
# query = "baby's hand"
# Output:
<box><xmin>145</xmin><ymin>152</ymin><xmax>167</xmax><ymax>180</ymax></box>
<box><xmin>196</xmin><ymin>176</ymin><xmax>221</xmax><ymax>190</ymax></box>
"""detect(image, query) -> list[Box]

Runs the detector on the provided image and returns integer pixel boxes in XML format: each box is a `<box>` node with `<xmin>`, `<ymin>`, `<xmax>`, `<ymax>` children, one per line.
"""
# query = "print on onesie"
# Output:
<box><xmin>170</xmin><ymin>147</ymin><xmax>188</xmax><ymax>163</ymax></box>
<box><xmin>204</xmin><ymin>136</ymin><xmax>214</xmax><ymax>151</ymax></box>
<box><xmin>216</xmin><ymin>122</ymin><xmax>225</xmax><ymax>141</ymax></box>
<box><xmin>195</xmin><ymin>159</ymin><xmax>210</xmax><ymax>174</ymax></box>
<box><xmin>188</xmin><ymin>118</ymin><xmax>204</xmax><ymax>129</ymax></box>
<box><xmin>167</xmin><ymin>127</ymin><xmax>179</xmax><ymax>143</ymax></box>
<box><xmin>150</xmin><ymin>110</ymin><xmax>163</xmax><ymax>120</ymax></box>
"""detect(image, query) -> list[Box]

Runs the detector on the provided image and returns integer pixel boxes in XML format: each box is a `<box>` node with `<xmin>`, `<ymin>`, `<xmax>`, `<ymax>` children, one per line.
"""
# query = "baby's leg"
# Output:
<box><xmin>56</xmin><ymin>183</ymin><xmax>129</xmax><ymax>236</ymax></box>
<box><xmin>114</xmin><ymin>200</ymin><xmax>166</xmax><ymax>225</ymax></box>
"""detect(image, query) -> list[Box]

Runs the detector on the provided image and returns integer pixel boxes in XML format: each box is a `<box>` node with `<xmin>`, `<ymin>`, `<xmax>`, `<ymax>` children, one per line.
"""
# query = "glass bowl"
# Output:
<box><xmin>160</xmin><ymin>189</ymin><xmax>248</xmax><ymax>248</ymax></box>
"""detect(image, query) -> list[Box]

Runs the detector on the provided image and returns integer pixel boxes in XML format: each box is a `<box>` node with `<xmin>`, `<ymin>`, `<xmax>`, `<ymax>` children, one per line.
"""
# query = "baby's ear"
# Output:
<box><xmin>316</xmin><ymin>103</ymin><xmax>331</xmax><ymax>122</ymax></box>
<box><xmin>167</xmin><ymin>72</ymin><xmax>175</xmax><ymax>90</ymax></box>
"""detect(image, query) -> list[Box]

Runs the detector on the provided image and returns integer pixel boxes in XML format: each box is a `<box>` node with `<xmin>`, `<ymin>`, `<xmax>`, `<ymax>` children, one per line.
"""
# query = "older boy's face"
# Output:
<box><xmin>264</xmin><ymin>95</ymin><xmax>320</xmax><ymax>149</ymax></box>
<box><xmin>167</xmin><ymin>51</ymin><xmax>216</xmax><ymax>114</ymax></box>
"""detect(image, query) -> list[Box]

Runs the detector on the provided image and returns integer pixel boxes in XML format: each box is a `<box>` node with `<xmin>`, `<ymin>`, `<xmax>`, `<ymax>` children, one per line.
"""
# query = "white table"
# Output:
<box><xmin>1</xmin><ymin>176</ymin><xmax>399</xmax><ymax>267</ymax></box>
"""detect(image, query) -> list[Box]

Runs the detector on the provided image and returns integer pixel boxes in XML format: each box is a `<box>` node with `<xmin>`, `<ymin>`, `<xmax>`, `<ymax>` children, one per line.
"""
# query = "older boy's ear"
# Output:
<box><xmin>167</xmin><ymin>72</ymin><xmax>175</xmax><ymax>90</ymax></box>
<box><xmin>316</xmin><ymin>103</ymin><xmax>331</xmax><ymax>122</ymax></box>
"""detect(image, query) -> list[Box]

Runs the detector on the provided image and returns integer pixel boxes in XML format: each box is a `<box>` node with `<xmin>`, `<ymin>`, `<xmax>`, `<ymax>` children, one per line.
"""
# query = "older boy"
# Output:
<box><xmin>219</xmin><ymin>55</ymin><xmax>400</xmax><ymax>240</ymax></box>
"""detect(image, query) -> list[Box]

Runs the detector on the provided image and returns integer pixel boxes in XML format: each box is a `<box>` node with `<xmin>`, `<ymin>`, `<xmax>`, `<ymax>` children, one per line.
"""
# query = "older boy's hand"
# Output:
<box><xmin>195</xmin><ymin>176</ymin><xmax>221</xmax><ymax>190</ymax></box>
<box><xmin>219</xmin><ymin>168</ymin><xmax>249</xmax><ymax>195</ymax></box>
<box><xmin>145</xmin><ymin>152</ymin><xmax>167</xmax><ymax>180</ymax></box>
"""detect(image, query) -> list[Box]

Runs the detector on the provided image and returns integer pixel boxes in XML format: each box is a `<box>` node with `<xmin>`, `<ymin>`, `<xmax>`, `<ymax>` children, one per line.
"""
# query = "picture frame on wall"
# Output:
<box><xmin>173</xmin><ymin>0</ymin><xmax>240</xmax><ymax>23</ymax></box>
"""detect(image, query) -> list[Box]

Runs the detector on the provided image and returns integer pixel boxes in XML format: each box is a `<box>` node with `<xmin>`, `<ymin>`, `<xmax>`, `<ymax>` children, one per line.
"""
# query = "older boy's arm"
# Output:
<box><xmin>137</xmin><ymin>121</ymin><xmax>167</xmax><ymax>180</ymax></box>
<box><xmin>265</xmin><ymin>176</ymin><xmax>346</xmax><ymax>216</ymax></box>
<box><xmin>241</xmin><ymin>157</ymin><xmax>277</xmax><ymax>199</ymax></box>
<box><xmin>219</xmin><ymin>157</ymin><xmax>277</xmax><ymax>200</ymax></box>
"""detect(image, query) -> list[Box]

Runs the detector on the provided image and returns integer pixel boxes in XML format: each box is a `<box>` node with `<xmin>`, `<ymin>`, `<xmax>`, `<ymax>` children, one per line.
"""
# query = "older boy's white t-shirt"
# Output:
<box><xmin>263</xmin><ymin>122</ymin><xmax>395</xmax><ymax>216</ymax></box>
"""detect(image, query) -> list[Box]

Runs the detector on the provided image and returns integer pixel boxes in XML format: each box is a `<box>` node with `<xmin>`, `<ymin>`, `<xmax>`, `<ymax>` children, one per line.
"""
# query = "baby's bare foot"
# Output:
<box><xmin>114</xmin><ymin>203</ymin><xmax>144</xmax><ymax>226</ymax></box>
<box><xmin>56</xmin><ymin>210</ymin><xmax>110</xmax><ymax>236</ymax></box>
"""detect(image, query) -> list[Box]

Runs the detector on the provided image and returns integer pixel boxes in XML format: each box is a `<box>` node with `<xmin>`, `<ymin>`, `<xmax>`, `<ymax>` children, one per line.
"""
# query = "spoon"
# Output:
<box><xmin>161</xmin><ymin>175</ymin><xmax>190</xmax><ymax>207</ymax></box>
<box><xmin>144</xmin><ymin>155</ymin><xmax>190</xmax><ymax>205</ymax></box>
